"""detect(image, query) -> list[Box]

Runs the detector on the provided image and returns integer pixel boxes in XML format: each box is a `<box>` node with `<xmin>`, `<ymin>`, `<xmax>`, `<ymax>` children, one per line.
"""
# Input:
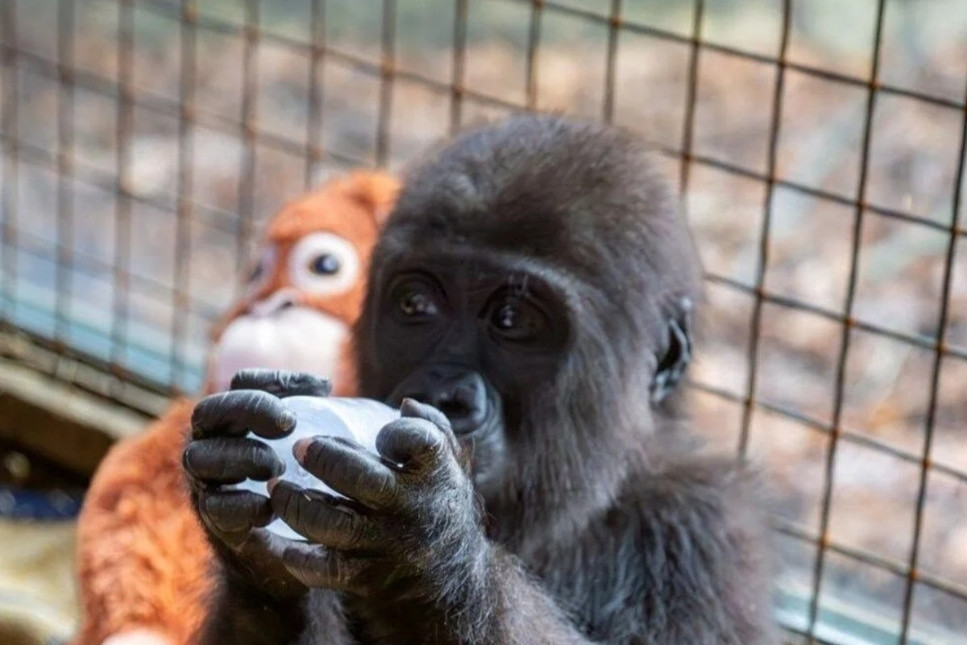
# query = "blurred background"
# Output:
<box><xmin>1</xmin><ymin>1</ymin><xmax>966</xmax><ymax>643</ymax></box>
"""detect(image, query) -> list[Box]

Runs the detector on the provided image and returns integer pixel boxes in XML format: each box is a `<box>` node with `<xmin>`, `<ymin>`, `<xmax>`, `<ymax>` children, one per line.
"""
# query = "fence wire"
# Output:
<box><xmin>1</xmin><ymin>1</ymin><xmax>966</xmax><ymax>643</ymax></box>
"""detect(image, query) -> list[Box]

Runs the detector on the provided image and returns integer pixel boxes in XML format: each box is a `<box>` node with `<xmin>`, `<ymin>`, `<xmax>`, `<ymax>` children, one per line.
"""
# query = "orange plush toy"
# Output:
<box><xmin>73</xmin><ymin>171</ymin><xmax>400</xmax><ymax>645</ymax></box>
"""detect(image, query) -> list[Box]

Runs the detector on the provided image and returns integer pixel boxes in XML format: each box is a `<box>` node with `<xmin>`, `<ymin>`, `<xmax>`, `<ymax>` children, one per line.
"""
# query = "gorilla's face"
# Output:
<box><xmin>356</xmin><ymin>115</ymin><xmax>702</xmax><ymax>507</ymax></box>
<box><xmin>363</xmin><ymin>251</ymin><xmax>571</xmax><ymax>487</ymax></box>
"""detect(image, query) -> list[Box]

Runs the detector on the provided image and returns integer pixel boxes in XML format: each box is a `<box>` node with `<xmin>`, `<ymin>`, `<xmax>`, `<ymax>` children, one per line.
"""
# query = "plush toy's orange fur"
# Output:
<box><xmin>73</xmin><ymin>171</ymin><xmax>400</xmax><ymax>645</ymax></box>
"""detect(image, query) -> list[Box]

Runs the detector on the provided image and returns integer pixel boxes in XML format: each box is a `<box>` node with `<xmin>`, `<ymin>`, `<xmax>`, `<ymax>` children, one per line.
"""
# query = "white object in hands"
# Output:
<box><xmin>234</xmin><ymin>396</ymin><xmax>400</xmax><ymax>540</ymax></box>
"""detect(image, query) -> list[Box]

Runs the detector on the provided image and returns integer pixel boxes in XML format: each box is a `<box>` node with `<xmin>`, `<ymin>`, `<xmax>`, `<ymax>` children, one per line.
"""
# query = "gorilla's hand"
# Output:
<box><xmin>269</xmin><ymin>398</ymin><xmax>488</xmax><ymax>601</ymax></box>
<box><xmin>183</xmin><ymin>369</ymin><xmax>332</xmax><ymax>600</ymax></box>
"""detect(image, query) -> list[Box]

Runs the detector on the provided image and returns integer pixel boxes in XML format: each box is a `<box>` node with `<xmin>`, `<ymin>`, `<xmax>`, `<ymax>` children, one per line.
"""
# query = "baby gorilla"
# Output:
<box><xmin>183</xmin><ymin>115</ymin><xmax>776</xmax><ymax>644</ymax></box>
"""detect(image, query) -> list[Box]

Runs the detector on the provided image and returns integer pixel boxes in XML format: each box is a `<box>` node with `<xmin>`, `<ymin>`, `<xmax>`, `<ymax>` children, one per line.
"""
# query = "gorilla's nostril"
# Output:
<box><xmin>389</xmin><ymin>368</ymin><xmax>492</xmax><ymax>434</ymax></box>
<box><xmin>437</xmin><ymin>396</ymin><xmax>488</xmax><ymax>436</ymax></box>
<box><xmin>436</xmin><ymin>397</ymin><xmax>470</xmax><ymax>419</ymax></box>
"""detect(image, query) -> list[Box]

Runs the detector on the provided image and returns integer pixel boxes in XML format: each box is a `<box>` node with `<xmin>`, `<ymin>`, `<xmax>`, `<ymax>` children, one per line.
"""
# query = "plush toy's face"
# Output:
<box><xmin>206</xmin><ymin>172</ymin><xmax>398</xmax><ymax>394</ymax></box>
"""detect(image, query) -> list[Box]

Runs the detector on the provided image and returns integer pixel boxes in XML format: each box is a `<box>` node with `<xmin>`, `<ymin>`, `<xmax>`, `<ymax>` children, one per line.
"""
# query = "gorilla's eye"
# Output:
<box><xmin>388</xmin><ymin>274</ymin><xmax>445</xmax><ymax>325</ymax></box>
<box><xmin>494</xmin><ymin>303</ymin><xmax>518</xmax><ymax>330</ymax></box>
<box><xmin>310</xmin><ymin>253</ymin><xmax>340</xmax><ymax>276</ymax></box>
<box><xmin>488</xmin><ymin>297</ymin><xmax>547</xmax><ymax>342</ymax></box>
<box><xmin>399</xmin><ymin>290</ymin><xmax>439</xmax><ymax>318</ymax></box>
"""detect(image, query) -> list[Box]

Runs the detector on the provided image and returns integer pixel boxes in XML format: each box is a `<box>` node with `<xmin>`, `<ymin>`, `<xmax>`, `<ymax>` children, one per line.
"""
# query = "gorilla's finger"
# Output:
<box><xmin>269</xmin><ymin>479</ymin><xmax>380</xmax><ymax>549</ymax></box>
<box><xmin>230</xmin><ymin>369</ymin><xmax>333</xmax><ymax>398</ymax></box>
<box><xmin>281</xmin><ymin>541</ymin><xmax>366</xmax><ymax>592</ymax></box>
<box><xmin>183</xmin><ymin>437</ymin><xmax>284</xmax><ymax>483</ymax></box>
<box><xmin>376</xmin><ymin>417</ymin><xmax>453</xmax><ymax>473</ymax></box>
<box><xmin>240</xmin><ymin>526</ymin><xmax>297</xmax><ymax>561</ymax></box>
<box><xmin>398</xmin><ymin>398</ymin><xmax>448</xmax><ymax>426</ymax></box>
<box><xmin>198</xmin><ymin>490</ymin><xmax>273</xmax><ymax>538</ymax></box>
<box><xmin>225</xmin><ymin>528</ymin><xmax>310</xmax><ymax>599</ymax></box>
<box><xmin>293</xmin><ymin>436</ymin><xmax>399</xmax><ymax>510</ymax></box>
<box><xmin>399</xmin><ymin>398</ymin><xmax>455</xmax><ymax>438</ymax></box>
<box><xmin>191</xmin><ymin>390</ymin><xmax>295</xmax><ymax>440</ymax></box>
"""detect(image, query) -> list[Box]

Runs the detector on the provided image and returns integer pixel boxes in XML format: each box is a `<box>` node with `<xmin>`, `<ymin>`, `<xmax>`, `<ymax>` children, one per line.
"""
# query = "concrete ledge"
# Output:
<box><xmin>0</xmin><ymin>358</ymin><xmax>151</xmax><ymax>479</ymax></box>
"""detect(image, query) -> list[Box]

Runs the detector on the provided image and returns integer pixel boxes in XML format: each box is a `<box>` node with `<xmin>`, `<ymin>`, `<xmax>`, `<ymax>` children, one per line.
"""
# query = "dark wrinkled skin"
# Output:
<box><xmin>183</xmin><ymin>115</ymin><xmax>777</xmax><ymax>645</ymax></box>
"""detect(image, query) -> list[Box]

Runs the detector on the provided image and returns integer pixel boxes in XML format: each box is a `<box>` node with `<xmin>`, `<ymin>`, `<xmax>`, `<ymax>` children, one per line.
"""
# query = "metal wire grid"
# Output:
<box><xmin>1</xmin><ymin>1</ymin><xmax>966</xmax><ymax>643</ymax></box>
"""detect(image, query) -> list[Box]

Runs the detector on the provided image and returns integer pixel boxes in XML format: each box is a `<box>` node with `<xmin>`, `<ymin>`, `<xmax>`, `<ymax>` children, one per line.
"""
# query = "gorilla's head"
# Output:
<box><xmin>355</xmin><ymin>115</ymin><xmax>702</xmax><ymax>526</ymax></box>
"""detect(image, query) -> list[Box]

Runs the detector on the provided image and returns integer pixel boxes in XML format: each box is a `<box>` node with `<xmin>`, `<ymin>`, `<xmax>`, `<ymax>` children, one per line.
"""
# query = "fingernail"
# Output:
<box><xmin>181</xmin><ymin>445</ymin><xmax>194</xmax><ymax>471</ymax></box>
<box><xmin>400</xmin><ymin>398</ymin><xmax>420</xmax><ymax>415</ymax></box>
<box><xmin>278</xmin><ymin>409</ymin><xmax>297</xmax><ymax>432</ymax></box>
<box><xmin>293</xmin><ymin>438</ymin><xmax>311</xmax><ymax>462</ymax></box>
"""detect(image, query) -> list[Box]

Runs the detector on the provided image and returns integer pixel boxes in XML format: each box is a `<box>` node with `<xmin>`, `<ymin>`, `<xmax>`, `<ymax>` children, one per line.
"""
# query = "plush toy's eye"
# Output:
<box><xmin>289</xmin><ymin>232</ymin><xmax>360</xmax><ymax>296</ymax></box>
<box><xmin>310</xmin><ymin>253</ymin><xmax>340</xmax><ymax>276</ymax></box>
<box><xmin>245</xmin><ymin>245</ymin><xmax>278</xmax><ymax>295</ymax></box>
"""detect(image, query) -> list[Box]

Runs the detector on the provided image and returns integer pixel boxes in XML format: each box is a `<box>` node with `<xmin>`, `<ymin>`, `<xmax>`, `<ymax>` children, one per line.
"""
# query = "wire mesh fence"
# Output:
<box><xmin>1</xmin><ymin>1</ymin><xmax>966</xmax><ymax>643</ymax></box>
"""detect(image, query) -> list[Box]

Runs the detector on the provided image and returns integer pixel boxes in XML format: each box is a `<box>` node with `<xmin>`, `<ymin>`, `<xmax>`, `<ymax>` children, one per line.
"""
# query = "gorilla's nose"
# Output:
<box><xmin>401</xmin><ymin>367</ymin><xmax>490</xmax><ymax>435</ymax></box>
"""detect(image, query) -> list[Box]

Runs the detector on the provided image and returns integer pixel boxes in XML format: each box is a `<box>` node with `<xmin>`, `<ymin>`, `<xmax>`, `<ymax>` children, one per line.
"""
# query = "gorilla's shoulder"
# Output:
<box><xmin>608</xmin><ymin>451</ymin><xmax>770</xmax><ymax>535</ymax></box>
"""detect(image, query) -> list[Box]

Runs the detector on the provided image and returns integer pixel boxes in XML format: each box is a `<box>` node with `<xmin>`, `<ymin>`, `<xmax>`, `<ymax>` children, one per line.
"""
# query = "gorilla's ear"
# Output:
<box><xmin>649</xmin><ymin>296</ymin><xmax>694</xmax><ymax>404</ymax></box>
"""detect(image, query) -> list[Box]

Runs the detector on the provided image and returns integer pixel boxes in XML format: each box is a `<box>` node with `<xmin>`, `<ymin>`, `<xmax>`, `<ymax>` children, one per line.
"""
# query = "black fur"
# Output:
<box><xmin>184</xmin><ymin>115</ymin><xmax>776</xmax><ymax>644</ymax></box>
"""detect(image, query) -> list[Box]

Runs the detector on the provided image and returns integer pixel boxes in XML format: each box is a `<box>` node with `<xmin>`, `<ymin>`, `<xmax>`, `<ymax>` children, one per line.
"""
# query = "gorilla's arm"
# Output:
<box><xmin>186</xmin><ymin>374</ymin><xmax>772</xmax><ymax>645</ymax></box>
<box><xmin>268</xmin><ymin>399</ymin><xmax>594</xmax><ymax>645</ymax></box>
<box><xmin>200</xmin><ymin>561</ymin><xmax>307</xmax><ymax>645</ymax></box>
<box><xmin>338</xmin><ymin>545</ymin><xmax>593</xmax><ymax>645</ymax></box>
<box><xmin>336</xmin><ymin>459</ymin><xmax>773</xmax><ymax>645</ymax></box>
<box><xmin>201</xmin><ymin>578</ymin><xmax>352</xmax><ymax>645</ymax></box>
<box><xmin>272</xmin><ymin>409</ymin><xmax>772</xmax><ymax>644</ymax></box>
<box><xmin>183</xmin><ymin>371</ymin><xmax>353</xmax><ymax>645</ymax></box>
